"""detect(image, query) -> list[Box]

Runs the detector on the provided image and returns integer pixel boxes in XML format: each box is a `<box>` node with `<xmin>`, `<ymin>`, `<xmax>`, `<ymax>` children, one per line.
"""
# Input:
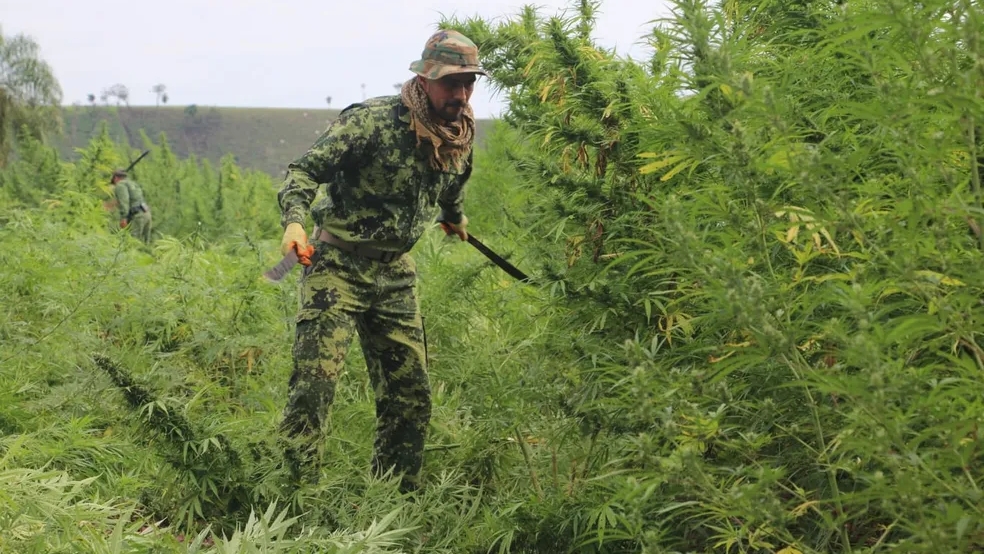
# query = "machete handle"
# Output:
<box><xmin>293</xmin><ymin>242</ymin><xmax>315</xmax><ymax>266</ymax></box>
<box><xmin>438</xmin><ymin>220</ymin><xmax>464</xmax><ymax>240</ymax></box>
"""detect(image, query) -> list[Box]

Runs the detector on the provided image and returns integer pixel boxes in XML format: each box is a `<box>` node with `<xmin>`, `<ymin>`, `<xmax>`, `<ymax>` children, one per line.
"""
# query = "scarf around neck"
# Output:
<box><xmin>400</xmin><ymin>77</ymin><xmax>475</xmax><ymax>172</ymax></box>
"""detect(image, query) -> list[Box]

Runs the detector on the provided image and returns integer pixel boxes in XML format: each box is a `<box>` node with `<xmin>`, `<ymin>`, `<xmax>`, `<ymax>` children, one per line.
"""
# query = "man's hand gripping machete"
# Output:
<box><xmin>263</xmin><ymin>237</ymin><xmax>315</xmax><ymax>282</ymax></box>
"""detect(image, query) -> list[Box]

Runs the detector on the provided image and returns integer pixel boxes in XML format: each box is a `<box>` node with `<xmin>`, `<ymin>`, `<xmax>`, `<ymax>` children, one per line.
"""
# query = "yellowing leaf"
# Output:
<box><xmin>709</xmin><ymin>351</ymin><xmax>736</xmax><ymax>363</ymax></box>
<box><xmin>661</xmin><ymin>159</ymin><xmax>694</xmax><ymax>181</ymax></box>
<box><xmin>776</xmin><ymin>547</ymin><xmax>804</xmax><ymax>554</ymax></box>
<box><xmin>726</xmin><ymin>341</ymin><xmax>752</xmax><ymax>348</ymax></box>
<box><xmin>914</xmin><ymin>270</ymin><xmax>965</xmax><ymax>287</ymax></box>
<box><xmin>800</xmin><ymin>273</ymin><xmax>852</xmax><ymax>283</ymax></box>
<box><xmin>775</xmin><ymin>205</ymin><xmax>813</xmax><ymax>222</ymax></box>
<box><xmin>521</xmin><ymin>53</ymin><xmax>542</xmax><ymax>77</ymax></box>
<box><xmin>541</xmin><ymin>129</ymin><xmax>555</xmax><ymax>147</ymax></box>
<box><xmin>878</xmin><ymin>285</ymin><xmax>906</xmax><ymax>299</ymax></box>
<box><xmin>709</xmin><ymin>340</ymin><xmax>749</xmax><ymax>362</ymax></box>
<box><xmin>764</xmin><ymin>144</ymin><xmax>812</xmax><ymax>174</ymax></box>
<box><xmin>639</xmin><ymin>154</ymin><xmax>686</xmax><ymax>174</ymax></box>
<box><xmin>766</xmin><ymin>149</ymin><xmax>794</xmax><ymax>171</ymax></box>
<box><xmin>720</xmin><ymin>83</ymin><xmax>734</xmax><ymax>101</ymax></box>
<box><xmin>785</xmin><ymin>225</ymin><xmax>800</xmax><ymax>243</ymax></box>
<box><xmin>790</xmin><ymin>501</ymin><xmax>818</xmax><ymax>518</ymax></box>
<box><xmin>818</xmin><ymin>228</ymin><xmax>840</xmax><ymax>254</ymax></box>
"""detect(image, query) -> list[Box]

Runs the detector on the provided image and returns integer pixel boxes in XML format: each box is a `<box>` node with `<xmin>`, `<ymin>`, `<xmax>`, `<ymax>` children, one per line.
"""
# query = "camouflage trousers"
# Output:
<box><xmin>127</xmin><ymin>211</ymin><xmax>152</xmax><ymax>244</ymax></box>
<box><xmin>279</xmin><ymin>238</ymin><xmax>430</xmax><ymax>492</ymax></box>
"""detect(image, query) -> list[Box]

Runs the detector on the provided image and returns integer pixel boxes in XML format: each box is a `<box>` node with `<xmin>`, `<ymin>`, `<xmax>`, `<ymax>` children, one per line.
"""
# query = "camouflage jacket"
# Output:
<box><xmin>113</xmin><ymin>179</ymin><xmax>147</xmax><ymax>219</ymax></box>
<box><xmin>277</xmin><ymin>94</ymin><xmax>472</xmax><ymax>252</ymax></box>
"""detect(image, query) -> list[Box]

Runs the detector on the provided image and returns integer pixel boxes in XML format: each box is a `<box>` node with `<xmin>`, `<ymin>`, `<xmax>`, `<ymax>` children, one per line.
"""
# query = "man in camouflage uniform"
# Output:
<box><xmin>275</xmin><ymin>29</ymin><xmax>485</xmax><ymax>492</ymax></box>
<box><xmin>112</xmin><ymin>169</ymin><xmax>152</xmax><ymax>244</ymax></box>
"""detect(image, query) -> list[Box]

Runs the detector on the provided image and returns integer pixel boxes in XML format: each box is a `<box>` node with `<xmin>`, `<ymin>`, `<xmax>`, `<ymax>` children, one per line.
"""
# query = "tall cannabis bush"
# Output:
<box><xmin>444</xmin><ymin>0</ymin><xmax>984</xmax><ymax>551</ymax></box>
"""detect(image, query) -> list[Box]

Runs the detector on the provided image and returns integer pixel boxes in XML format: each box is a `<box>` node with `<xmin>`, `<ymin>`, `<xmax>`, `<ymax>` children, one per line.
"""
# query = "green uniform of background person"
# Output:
<box><xmin>111</xmin><ymin>169</ymin><xmax>152</xmax><ymax>244</ymax></box>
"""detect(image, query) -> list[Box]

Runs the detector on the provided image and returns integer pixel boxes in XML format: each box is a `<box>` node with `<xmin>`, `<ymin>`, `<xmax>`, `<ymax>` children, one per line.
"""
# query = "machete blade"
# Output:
<box><xmin>466</xmin><ymin>235</ymin><xmax>531</xmax><ymax>282</ymax></box>
<box><xmin>263</xmin><ymin>249</ymin><xmax>300</xmax><ymax>282</ymax></box>
<box><xmin>438</xmin><ymin>220</ymin><xmax>531</xmax><ymax>283</ymax></box>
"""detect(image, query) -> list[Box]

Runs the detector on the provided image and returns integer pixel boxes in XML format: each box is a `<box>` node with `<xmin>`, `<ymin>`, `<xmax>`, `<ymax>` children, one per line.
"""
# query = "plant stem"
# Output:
<box><xmin>784</xmin><ymin>351</ymin><xmax>853</xmax><ymax>553</ymax></box>
<box><xmin>514</xmin><ymin>428</ymin><xmax>542</xmax><ymax>499</ymax></box>
<box><xmin>968</xmin><ymin>121</ymin><xmax>984</xmax><ymax>252</ymax></box>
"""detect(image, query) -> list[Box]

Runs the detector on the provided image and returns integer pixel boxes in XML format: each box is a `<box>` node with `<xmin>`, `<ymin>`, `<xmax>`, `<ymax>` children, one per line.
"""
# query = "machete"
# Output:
<box><xmin>263</xmin><ymin>240</ymin><xmax>314</xmax><ymax>282</ymax></box>
<box><xmin>125</xmin><ymin>150</ymin><xmax>150</xmax><ymax>174</ymax></box>
<box><xmin>263</xmin><ymin>223</ymin><xmax>531</xmax><ymax>284</ymax></box>
<box><xmin>439</xmin><ymin>222</ymin><xmax>530</xmax><ymax>283</ymax></box>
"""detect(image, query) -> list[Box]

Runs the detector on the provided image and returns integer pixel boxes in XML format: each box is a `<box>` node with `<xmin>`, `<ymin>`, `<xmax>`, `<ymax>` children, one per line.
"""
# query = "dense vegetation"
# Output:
<box><xmin>1</xmin><ymin>0</ymin><xmax>983</xmax><ymax>552</ymax></box>
<box><xmin>0</xmin><ymin>23</ymin><xmax>62</xmax><ymax>169</ymax></box>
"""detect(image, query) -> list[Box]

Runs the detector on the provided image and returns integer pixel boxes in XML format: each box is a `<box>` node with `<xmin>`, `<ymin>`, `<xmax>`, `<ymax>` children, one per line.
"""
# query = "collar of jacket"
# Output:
<box><xmin>397</xmin><ymin>101</ymin><xmax>412</xmax><ymax>126</ymax></box>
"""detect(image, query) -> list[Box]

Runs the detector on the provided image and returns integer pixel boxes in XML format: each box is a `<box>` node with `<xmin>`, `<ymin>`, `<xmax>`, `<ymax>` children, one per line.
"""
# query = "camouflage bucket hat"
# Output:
<box><xmin>409</xmin><ymin>29</ymin><xmax>488</xmax><ymax>80</ymax></box>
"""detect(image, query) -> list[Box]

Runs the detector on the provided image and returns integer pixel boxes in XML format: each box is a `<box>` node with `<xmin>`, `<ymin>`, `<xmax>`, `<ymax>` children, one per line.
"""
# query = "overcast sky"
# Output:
<box><xmin>1</xmin><ymin>0</ymin><xmax>673</xmax><ymax>118</ymax></box>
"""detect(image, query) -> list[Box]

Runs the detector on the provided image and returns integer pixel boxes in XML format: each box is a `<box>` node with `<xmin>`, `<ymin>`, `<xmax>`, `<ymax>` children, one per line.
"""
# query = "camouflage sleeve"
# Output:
<box><xmin>114</xmin><ymin>182</ymin><xmax>129</xmax><ymax>219</ymax></box>
<box><xmin>278</xmin><ymin>104</ymin><xmax>376</xmax><ymax>228</ymax></box>
<box><xmin>438</xmin><ymin>149</ymin><xmax>473</xmax><ymax>225</ymax></box>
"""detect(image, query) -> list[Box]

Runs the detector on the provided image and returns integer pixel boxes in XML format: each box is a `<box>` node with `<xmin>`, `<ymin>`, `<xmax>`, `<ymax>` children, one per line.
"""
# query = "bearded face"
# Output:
<box><xmin>419</xmin><ymin>74</ymin><xmax>477</xmax><ymax>123</ymax></box>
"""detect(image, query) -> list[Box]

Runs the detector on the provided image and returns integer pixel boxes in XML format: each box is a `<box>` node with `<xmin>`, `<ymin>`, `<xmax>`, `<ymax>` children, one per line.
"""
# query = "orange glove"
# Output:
<box><xmin>439</xmin><ymin>215</ymin><xmax>468</xmax><ymax>241</ymax></box>
<box><xmin>295</xmin><ymin>243</ymin><xmax>315</xmax><ymax>266</ymax></box>
<box><xmin>281</xmin><ymin>222</ymin><xmax>315</xmax><ymax>266</ymax></box>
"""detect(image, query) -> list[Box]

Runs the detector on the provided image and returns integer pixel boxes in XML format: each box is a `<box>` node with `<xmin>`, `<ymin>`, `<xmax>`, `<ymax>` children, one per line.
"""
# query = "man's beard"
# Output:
<box><xmin>433</xmin><ymin>100</ymin><xmax>466</xmax><ymax>123</ymax></box>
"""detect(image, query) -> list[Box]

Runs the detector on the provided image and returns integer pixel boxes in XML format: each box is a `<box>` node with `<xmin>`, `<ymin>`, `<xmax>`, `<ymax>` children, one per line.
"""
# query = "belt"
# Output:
<box><xmin>127</xmin><ymin>203</ymin><xmax>149</xmax><ymax>218</ymax></box>
<box><xmin>316</xmin><ymin>229</ymin><xmax>402</xmax><ymax>263</ymax></box>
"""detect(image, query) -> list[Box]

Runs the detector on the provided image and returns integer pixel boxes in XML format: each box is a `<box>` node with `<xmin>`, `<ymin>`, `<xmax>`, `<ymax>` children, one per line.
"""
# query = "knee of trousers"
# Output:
<box><xmin>291</xmin><ymin>315</ymin><xmax>352</xmax><ymax>380</ymax></box>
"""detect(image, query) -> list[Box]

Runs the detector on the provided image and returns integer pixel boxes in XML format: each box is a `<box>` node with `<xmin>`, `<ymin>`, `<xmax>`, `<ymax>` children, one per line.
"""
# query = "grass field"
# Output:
<box><xmin>57</xmin><ymin>104</ymin><xmax>497</xmax><ymax>177</ymax></box>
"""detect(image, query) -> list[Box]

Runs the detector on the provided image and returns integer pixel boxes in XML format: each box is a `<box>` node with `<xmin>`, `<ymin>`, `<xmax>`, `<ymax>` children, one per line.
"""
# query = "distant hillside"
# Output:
<box><xmin>56</xmin><ymin>104</ymin><xmax>497</xmax><ymax>177</ymax></box>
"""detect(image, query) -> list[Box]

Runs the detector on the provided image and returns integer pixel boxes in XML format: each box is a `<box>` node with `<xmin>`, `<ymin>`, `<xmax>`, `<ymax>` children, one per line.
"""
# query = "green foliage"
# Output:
<box><xmin>3</xmin><ymin>0</ymin><xmax>984</xmax><ymax>552</ymax></box>
<box><xmin>0</xmin><ymin>24</ymin><xmax>63</xmax><ymax>169</ymax></box>
<box><xmin>0</xmin><ymin>124</ymin><xmax>66</xmax><ymax>206</ymax></box>
<box><xmin>440</xmin><ymin>0</ymin><xmax>984</xmax><ymax>551</ymax></box>
<box><xmin>123</xmin><ymin>129</ymin><xmax>282</xmax><ymax>239</ymax></box>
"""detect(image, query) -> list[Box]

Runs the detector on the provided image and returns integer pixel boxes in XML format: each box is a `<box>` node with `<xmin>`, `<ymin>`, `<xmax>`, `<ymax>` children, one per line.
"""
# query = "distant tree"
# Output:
<box><xmin>100</xmin><ymin>83</ymin><xmax>135</xmax><ymax>146</ymax></box>
<box><xmin>0</xmin><ymin>25</ymin><xmax>63</xmax><ymax>168</ymax></box>
<box><xmin>151</xmin><ymin>83</ymin><xmax>167</xmax><ymax>128</ymax></box>
<box><xmin>325</xmin><ymin>95</ymin><xmax>332</xmax><ymax>107</ymax></box>
<box><xmin>151</xmin><ymin>83</ymin><xmax>167</xmax><ymax>107</ymax></box>
<box><xmin>85</xmin><ymin>92</ymin><xmax>97</xmax><ymax>121</ymax></box>
<box><xmin>100</xmin><ymin>83</ymin><xmax>129</xmax><ymax>106</ymax></box>
<box><xmin>393</xmin><ymin>82</ymin><xmax>401</xmax><ymax>92</ymax></box>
